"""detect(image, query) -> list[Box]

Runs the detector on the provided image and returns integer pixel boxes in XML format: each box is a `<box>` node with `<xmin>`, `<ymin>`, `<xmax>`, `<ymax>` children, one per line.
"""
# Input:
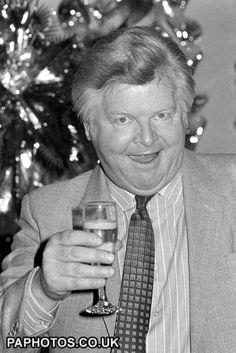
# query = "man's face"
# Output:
<box><xmin>84</xmin><ymin>79</ymin><xmax>187</xmax><ymax>195</ymax></box>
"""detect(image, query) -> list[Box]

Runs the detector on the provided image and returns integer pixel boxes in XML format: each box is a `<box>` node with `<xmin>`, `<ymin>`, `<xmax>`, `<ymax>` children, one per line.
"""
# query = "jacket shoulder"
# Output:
<box><xmin>191</xmin><ymin>153</ymin><xmax>236</xmax><ymax>194</ymax></box>
<box><xmin>31</xmin><ymin>170</ymin><xmax>92</xmax><ymax>196</ymax></box>
<box><xmin>25</xmin><ymin>169</ymin><xmax>93</xmax><ymax>216</ymax></box>
<box><xmin>195</xmin><ymin>152</ymin><xmax>236</xmax><ymax>163</ymax></box>
<box><xmin>195</xmin><ymin>153</ymin><xmax>236</xmax><ymax>175</ymax></box>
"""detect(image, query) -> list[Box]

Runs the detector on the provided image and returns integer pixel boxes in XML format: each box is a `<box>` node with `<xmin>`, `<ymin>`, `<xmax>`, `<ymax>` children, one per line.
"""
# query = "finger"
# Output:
<box><xmin>50</xmin><ymin>230</ymin><xmax>103</xmax><ymax>247</ymax></box>
<box><xmin>42</xmin><ymin>262</ymin><xmax>113</xmax><ymax>296</ymax></box>
<box><xmin>52</xmin><ymin>245</ymin><xmax>115</xmax><ymax>264</ymax></box>
<box><xmin>55</xmin><ymin>262</ymin><xmax>115</xmax><ymax>279</ymax></box>
<box><xmin>55</xmin><ymin>276</ymin><xmax>107</xmax><ymax>292</ymax></box>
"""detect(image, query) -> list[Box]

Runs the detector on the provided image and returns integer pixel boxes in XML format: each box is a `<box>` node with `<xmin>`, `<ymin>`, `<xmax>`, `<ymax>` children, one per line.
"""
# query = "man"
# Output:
<box><xmin>1</xmin><ymin>26</ymin><xmax>236</xmax><ymax>353</ymax></box>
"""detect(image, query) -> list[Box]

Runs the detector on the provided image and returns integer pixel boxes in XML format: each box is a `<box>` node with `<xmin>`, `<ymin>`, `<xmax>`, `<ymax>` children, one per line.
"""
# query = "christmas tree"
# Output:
<box><xmin>0</xmin><ymin>0</ymin><xmax>207</xmax><ymax>258</ymax></box>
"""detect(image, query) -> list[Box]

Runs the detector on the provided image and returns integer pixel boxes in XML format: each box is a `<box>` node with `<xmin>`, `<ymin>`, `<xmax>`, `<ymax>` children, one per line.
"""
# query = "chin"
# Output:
<box><xmin>127</xmin><ymin>184</ymin><xmax>160</xmax><ymax>195</ymax></box>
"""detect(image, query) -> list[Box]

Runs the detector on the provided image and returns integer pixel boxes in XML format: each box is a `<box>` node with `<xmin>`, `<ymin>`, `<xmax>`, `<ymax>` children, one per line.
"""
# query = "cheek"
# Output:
<box><xmin>162</xmin><ymin>124</ymin><xmax>185</xmax><ymax>147</ymax></box>
<box><xmin>97</xmin><ymin>130</ymin><xmax>132</xmax><ymax>155</ymax></box>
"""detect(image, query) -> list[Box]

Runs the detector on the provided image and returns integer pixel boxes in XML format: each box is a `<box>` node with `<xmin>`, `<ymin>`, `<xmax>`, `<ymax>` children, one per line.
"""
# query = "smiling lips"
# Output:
<box><xmin>129</xmin><ymin>152</ymin><xmax>159</xmax><ymax>164</ymax></box>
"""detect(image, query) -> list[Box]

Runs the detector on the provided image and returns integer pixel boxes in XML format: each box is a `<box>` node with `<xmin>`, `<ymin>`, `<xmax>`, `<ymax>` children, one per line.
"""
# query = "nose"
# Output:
<box><xmin>133</xmin><ymin>121</ymin><xmax>158</xmax><ymax>147</ymax></box>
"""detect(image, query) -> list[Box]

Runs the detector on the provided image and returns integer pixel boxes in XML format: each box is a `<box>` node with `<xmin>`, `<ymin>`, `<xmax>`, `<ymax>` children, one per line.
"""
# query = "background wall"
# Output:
<box><xmin>186</xmin><ymin>0</ymin><xmax>236</xmax><ymax>153</ymax></box>
<box><xmin>39</xmin><ymin>0</ymin><xmax>236</xmax><ymax>154</ymax></box>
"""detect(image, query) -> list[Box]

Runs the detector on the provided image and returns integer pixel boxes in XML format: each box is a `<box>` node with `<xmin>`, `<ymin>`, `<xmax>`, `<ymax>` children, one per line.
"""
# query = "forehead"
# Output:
<box><xmin>101</xmin><ymin>78</ymin><xmax>176</xmax><ymax>115</ymax></box>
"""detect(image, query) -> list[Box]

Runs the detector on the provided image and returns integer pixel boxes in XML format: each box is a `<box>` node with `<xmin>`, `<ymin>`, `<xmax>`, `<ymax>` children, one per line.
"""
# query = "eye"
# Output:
<box><xmin>153</xmin><ymin>112</ymin><xmax>172</xmax><ymax>121</ymax></box>
<box><xmin>113</xmin><ymin>115</ymin><xmax>133</xmax><ymax>125</ymax></box>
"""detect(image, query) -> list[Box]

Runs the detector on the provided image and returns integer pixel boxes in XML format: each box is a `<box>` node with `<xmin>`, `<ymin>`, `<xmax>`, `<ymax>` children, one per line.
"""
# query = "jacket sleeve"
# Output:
<box><xmin>0</xmin><ymin>194</ymin><xmax>50</xmax><ymax>352</ymax></box>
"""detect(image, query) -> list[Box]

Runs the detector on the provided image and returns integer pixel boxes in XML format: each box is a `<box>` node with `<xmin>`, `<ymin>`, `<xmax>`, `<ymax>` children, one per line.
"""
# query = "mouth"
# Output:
<box><xmin>128</xmin><ymin>152</ymin><xmax>159</xmax><ymax>164</ymax></box>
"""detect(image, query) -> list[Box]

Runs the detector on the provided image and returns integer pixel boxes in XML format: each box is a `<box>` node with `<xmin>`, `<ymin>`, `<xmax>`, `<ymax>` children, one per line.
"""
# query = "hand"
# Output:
<box><xmin>38</xmin><ymin>230</ymin><xmax>120</xmax><ymax>301</ymax></box>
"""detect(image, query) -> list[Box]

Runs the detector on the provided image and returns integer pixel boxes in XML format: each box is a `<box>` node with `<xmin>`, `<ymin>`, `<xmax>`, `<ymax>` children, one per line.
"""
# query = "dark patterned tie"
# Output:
<box><xmin>113</xmin><ymin>195</ymin><xmax>155</xmax><ymax>353</ymax></box>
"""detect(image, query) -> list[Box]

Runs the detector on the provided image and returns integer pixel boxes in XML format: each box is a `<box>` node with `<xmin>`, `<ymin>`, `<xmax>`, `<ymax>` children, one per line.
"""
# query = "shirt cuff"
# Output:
<box><xmin>23</xmin><ymin>267</ymin><xmax>61</xmax><ymax>336</ymax></box>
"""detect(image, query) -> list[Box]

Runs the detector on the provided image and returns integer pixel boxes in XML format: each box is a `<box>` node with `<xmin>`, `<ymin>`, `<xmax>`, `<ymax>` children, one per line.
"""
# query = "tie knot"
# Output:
<box><xmin>135</xmin><ymin>195</ymin><xmax>153</xmax><ymax>211</ymax></box>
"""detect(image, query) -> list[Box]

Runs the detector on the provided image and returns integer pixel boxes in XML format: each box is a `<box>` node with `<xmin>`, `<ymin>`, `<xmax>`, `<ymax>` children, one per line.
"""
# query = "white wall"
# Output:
<box><xmin>186</xmin><ymin>0</ymin><xmax>236</xmax><ymax>153</ymax></box>
<box><xmin>39</xmin><ymin>0</ymin><xmax>236</xmax><ymax>153</ymax></box>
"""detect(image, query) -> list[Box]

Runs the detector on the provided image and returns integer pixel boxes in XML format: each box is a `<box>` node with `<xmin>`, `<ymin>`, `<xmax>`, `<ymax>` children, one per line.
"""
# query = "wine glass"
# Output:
<box><xmin>72</xmin><ymin>201</ymin><xmax>118</xmax><ymax>315</ymax></box>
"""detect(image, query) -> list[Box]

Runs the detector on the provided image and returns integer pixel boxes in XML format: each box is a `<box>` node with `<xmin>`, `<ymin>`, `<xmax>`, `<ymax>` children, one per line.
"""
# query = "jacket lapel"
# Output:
<box><xmin>182</xmin><ymin>151</ymin><xmax>227</xmax><ymax>353</ymax></box>
<box><xmin>80</xmin><ymin>164</ymin><xmax>110</xmax><ymax>203</ymax></box>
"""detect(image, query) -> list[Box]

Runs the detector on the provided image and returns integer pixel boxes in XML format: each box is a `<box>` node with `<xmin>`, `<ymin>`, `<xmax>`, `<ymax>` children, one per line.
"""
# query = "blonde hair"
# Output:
<box><xmin>72</xmin><ymin>26</ymin><xmax>195</xmax><ymax>122</ymax></box>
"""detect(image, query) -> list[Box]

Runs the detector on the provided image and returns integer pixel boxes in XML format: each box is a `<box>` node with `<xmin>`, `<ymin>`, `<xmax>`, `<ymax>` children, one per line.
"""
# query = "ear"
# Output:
<box><xmin>182</xmin><ymin>112</ymin><xmax>189</xmax><ymax>130</ymax></box>
<box><xmin>83</xmin><ymin>121</ymin><xmax>91</xmax><ymax>141</ymax></box>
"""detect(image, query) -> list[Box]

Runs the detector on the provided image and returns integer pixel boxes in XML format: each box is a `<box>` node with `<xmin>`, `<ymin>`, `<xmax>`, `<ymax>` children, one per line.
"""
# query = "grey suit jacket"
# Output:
<box><xmin>1</xmin><ymin>150</ymin><xmax>236</xmax><ymax>353</ymax></box>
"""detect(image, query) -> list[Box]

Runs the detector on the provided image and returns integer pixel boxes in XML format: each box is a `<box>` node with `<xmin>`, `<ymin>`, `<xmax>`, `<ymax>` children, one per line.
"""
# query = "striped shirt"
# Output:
<box><xmin>24</xmin><ymin>170</ymin><xmax>190</xmax><ymax>353</ymax></box>
<box><xmin>23</xmin><ymin>268</ymin><xmax>60</xmax><ymax>336</ymax></box>
<box><xmin>107</xmin><ymin>170</ymin><xmax>190</xmax><ymax>353</ymax></box>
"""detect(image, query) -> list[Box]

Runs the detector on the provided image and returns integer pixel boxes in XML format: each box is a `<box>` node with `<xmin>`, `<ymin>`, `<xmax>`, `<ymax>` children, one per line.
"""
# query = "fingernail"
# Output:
<box><xmin>96</xmin><ymin>279</ymin><xmax>104</xmax><ymax>286</ymax></box>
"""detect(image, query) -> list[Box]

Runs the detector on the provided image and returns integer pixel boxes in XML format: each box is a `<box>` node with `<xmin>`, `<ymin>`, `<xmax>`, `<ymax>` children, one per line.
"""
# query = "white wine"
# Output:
<box><xmin>83</xmin><ymin>220</ymin><xmax>117</xmax><ymax>253</ymax></box>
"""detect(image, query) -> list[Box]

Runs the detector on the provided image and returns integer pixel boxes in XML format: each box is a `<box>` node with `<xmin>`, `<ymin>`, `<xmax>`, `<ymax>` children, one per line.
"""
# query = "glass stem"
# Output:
<box><xmin>98</xmin><ymin>286</ymin><xmax>108</xmax><ymax>303</ymax></box>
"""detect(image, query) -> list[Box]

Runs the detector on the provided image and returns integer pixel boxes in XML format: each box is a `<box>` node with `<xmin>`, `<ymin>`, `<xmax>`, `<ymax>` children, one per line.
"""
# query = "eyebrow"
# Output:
<box><xmin>109</xmin><ymin>106</ymin><xmax>176</xmax><ymax>115</ymax></box>
<box><xmin>152</xmin><ymin>106</ymin><xmax>177</xmax><ymax>115</ymax></box>
<box><xmin>108</xmin><ymin>111</ymin><xmax>133</xmax><ymax>117</ymax></box>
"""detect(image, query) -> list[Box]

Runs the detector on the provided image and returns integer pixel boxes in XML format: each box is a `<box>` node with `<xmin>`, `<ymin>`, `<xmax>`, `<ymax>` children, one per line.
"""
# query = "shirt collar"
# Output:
<box><xmin>106</xmin><ymin>179</ymin><xmax>135</xmax><ymax>212</ymax></box>
<box><xmin>105</xmin><ymin>169</ymin><xmax>183</xmax><ymax>211</ymax></box>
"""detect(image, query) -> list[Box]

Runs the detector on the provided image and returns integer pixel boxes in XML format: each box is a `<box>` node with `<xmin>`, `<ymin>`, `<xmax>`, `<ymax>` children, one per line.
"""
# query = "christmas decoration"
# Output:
<box><xmin>0</xmin><ymin>0</ymin><xmax>97</xmax><ymax>237</ymax></box>
<box><xmin>0</xmin><ymin>0</ymin><xmax>207</xmax><ymax>242</ymax></box>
